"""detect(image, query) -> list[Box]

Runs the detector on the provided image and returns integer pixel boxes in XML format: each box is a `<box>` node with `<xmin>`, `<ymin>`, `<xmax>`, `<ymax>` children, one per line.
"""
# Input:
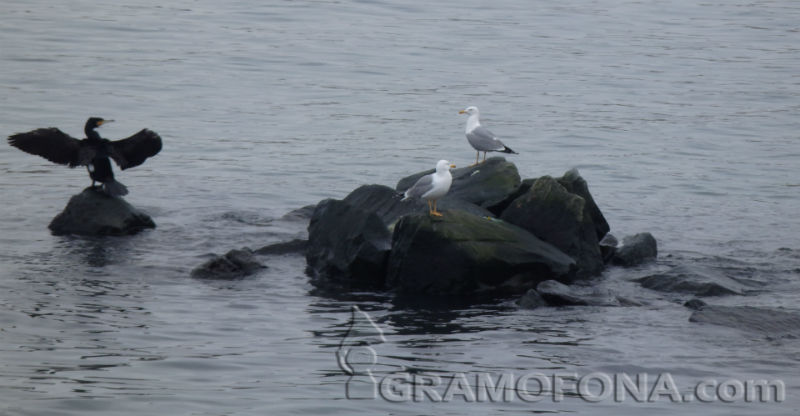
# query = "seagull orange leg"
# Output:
<box><xmin>431</xmin><ymin>199</ymin><xmax>443</xmax><ymax>217</ymax></box>
<box><xmin>471</xmin><ymin>151</ymin><xmax>480</xmax><ymax>167</ymax></box>
<box><xmin>482</xmin><ymin>151</ymin><xmax>487</xmax><ymax>163</ymax></box>
<box><xmin>427</xmin><ymin>200</ymin><xmax>433</xmax><ymax>215</ymax></box>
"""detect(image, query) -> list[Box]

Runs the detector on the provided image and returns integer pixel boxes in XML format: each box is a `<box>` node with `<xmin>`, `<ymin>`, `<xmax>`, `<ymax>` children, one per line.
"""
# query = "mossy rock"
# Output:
<box><xmin>386</xmin><ymin>210</ymin><xmax>575</xmax><ymax>295</ymax></box>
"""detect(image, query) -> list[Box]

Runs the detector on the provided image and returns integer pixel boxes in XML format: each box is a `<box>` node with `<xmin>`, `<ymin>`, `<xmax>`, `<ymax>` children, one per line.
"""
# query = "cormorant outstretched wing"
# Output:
<box><xmin>109</xmin><ymin>129</ymin><xmax>162</xmax><ymax>170</ymax></box>
<box><xmin>7</xmin><ymin>128</ymin><xmax>84</xmax><ymax>167</ymax></box>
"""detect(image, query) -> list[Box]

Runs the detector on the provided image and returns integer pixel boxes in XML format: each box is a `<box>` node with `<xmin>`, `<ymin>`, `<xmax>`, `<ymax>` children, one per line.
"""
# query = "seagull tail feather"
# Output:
<box><xmin>501</xmin><ymin>145</ymin><xmax>518</xmax><ymax>155</ymax></box>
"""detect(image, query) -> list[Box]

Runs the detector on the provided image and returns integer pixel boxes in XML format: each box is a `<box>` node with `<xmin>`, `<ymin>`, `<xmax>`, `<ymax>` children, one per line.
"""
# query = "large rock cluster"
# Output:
<box><xmin>305</xmin><ymin>158</ymin><xmax>652</xmax><ymax>295</ymax></box>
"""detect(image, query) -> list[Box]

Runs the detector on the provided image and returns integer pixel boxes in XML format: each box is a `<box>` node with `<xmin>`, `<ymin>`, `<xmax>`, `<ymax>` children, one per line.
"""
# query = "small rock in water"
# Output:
<box><xmin>636</xmin><ymin>264</ymin><xmax>747</xmax><ymax>296</ymax></box>
<box><xmin>517</xmin><ymin>288</ymin><xmax>547</xmax><ymax>309</ymax></box>
<box><xmin>599</xmin><ymin>233</ymin><xmax>618</xmax><ymax>263</ymax></box>
<box><xmin>612</xmin><ymin>232</ymin><xmax>658</xmax><ymax>267</ymax></box>
<box><xmin>536</xmin><ymin>280</ymin><xmax>590</xmax><ymax>306</ymax></box>
<box><xmin>191</xmin><ymin>248</ymin><xmax>266</xmax><ymax>280</ymax></box>
<box><xmin>48</xmin><ymin>187</ymin><xmax>155</xmax><ymax>236</ymax></box>
<box><xmin>688</xmin><ymin>304</ymin><xmax>800</xmax><ymax>339</ymax></box>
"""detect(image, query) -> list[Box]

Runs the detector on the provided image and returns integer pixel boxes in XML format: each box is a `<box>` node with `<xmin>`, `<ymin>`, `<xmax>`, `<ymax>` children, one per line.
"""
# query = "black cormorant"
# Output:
<box><xmin>8</xmin><ymin>117</ymin><xmax>162</xmax><ymax>196</ymax></box>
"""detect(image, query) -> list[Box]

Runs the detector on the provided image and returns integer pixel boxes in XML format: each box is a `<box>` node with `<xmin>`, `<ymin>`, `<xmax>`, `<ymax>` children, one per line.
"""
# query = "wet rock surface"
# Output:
<box><xmin>191</xmin><ymin>248</ymin><xmax>266</xmax><ymax>280</ymax></box>
<box><xmin>49</xmin><ymin>187</ymin><xmax>155</xmax><ymax>236</ymax></box>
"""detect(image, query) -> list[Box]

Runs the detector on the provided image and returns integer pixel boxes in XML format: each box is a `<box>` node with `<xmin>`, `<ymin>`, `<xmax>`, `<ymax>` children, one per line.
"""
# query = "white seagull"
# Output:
<box><xmin>459</xmin><ymin>106</ymin><xmax>517</xmax><ymax>165</ymax></box>
<box><xmin>402</xmin><ymin>159</ymin><xmax>456</xmax><ymax>217</ymax></box>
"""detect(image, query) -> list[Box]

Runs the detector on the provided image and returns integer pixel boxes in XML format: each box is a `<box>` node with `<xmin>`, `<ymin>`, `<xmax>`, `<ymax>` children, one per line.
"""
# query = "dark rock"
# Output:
<box><xmin>488</xmin><ymin>178</ymin><xmax>535</xmax><ymax>216</ymax></box>
<box><xmin>517</xmin><ymin>289</ymin><xmax>547</xmax><ymax>309</ymax></box>
<box><xmin>344</xmin><ymin>184</ymin><xmax>493</xmax><ymax>226</ymax></box>
<box><xmin>49</xmin><ymin>187</ymin><xmax>155</xmax><ymax>236</ymax></box>
<box><xmin>521</xmin><ymin>281</ymin><xmax>642</xmax><ymax>308</ymax></box>
<box><xmin>599</xmin><ymin>233</ymin><xmax>618</xmax><ymax>263</ymax></box>
<box><xmin>386</xmin><ymin>210</ymin><xmax>575</xmax><ymax>295</ymax></box>
<box><xmin>500</xmin><ymin>176</ymin><xmax>604</xmax><ymax>278</ymax></box>
<box><xmin>535</xmin><ymin>280</ymin><xmax>590</xmax><ymax>306</ymax></box>
<box><xmin>281</xmin><ymin>204</ymin><xmax>317</xmax><ymax>221</ymax></box>
<box><xmin>689</xmin><ymin>304</ymin><xmax>800</xmax><ymax>339</ymax></box>
<box><xmin>255</xmin><ymin>239</ymin><xmax>308</xmax><ymax>256</ymax></box>
<box><xmin>306</xmin><ymin>199</ymin><xmax>392</xmax><ymax>287</ymax></box>
<box><xmin>636</xmin><ymin>265</ymin><xmax>748</xmax><ymax>296</ymax></box>
<box><xmin>556</xmin><ymin>169</ymin><xmax>610</xmax><ymax>240</ymax></box>
<box><xmin>684</xmin><ymin>298</ymin><xmax>708</xmax><ymax>311</ymax></box>
<box><xmin>396</xmin><ymin>157</ymin><xmax>521</xmax><ymax>209</ymax></box>
<box><xmin>612</xmin><ymin>233</ymin><xmax>658</xmax><ymax>267</ymax></box>
<box><xmin>191</xmin><ymin>248</ymin><xmax>266</xmax><ymax>280</ymax></box>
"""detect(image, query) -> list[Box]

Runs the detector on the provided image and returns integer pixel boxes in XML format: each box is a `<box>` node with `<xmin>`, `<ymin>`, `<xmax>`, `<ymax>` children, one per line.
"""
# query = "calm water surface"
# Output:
<box><xmin>0</xmin><ymin>0</ymin><xmax>799</xmax><ymax>414</ymax></box>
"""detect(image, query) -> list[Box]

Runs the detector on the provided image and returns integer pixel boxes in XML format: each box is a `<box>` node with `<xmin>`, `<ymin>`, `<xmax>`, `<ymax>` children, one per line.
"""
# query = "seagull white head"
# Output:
<box><xmin>436</xmin><ymin>159</ymin><xmax>456</xmax><ymax>172</ymax></box>
<box><xmin>459</xmin><ymin>106</ymin><xmax>479</xmax><ymax>116</ymax></box>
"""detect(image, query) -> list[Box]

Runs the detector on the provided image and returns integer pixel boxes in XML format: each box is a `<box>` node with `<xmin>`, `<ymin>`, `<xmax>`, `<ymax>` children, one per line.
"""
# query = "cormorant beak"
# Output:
<box><xmin>458</xmin><ymin>110</ymin><xmax>466</xmax><ymax>114</ymax></box>
<box><xmin>98</xmin><ymin>119</ymin><xmax>115</xmax><ymax>126</ymax></box>
<box><xmin>450</xmin><ymin>164</ymin><xmax>456</xmax><ymax>168</ymax></box>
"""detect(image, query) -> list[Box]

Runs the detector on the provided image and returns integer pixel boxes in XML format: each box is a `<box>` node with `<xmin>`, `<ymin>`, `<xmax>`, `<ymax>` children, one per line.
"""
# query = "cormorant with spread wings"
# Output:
<box><xmin>8</xmin><ymin>117</ymin><xmax>162</xmax><ymax>196</ymax></box>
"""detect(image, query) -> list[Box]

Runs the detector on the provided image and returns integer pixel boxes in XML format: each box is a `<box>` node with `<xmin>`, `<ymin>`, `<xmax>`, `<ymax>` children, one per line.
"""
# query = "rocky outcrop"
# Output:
<box><xmin>304</xmin><ymin>160</ymin><xmax>639</xmax><ymax>296</ymax></box>
<box><xmin>500</xmin><ymin>175</ymin><xmax>605</xmax><ymax>278</ymax></box>
<box><xmin>191</xmin><ymin>248</ymin><xmax>266</xmax><ymax>279</ymax></box>
<box><xmin>386</xmin><ymin>211</ymin><xmax>575</xmax><ymax>295</ymax></box>
<box><xmin>612</xmin><ymin>232</ymin><xmax>658</xmax><ymax>266</ymax></box>
<box><xmin>49</xmin><ymin>187</ymin><xmax>155</xmax><ymax>236</ymax></box>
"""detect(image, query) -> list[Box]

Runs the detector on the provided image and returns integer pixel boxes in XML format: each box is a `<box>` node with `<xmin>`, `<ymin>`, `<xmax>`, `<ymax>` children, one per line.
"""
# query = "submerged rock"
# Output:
<box><xmin>386</xmin><ymin>210</ymin><xmax>575</xmax><ymax>295</ymax></box>
<box><xmin>48</xmin><ymin>187</ymin><xmax>155</xmax><ymax>236</ymax></box>
<box><xmin>191</xmin><ymin>248</ymin><xmax>266</xmax><ymax>280</ymax></box>
<box><xmin>535</xmin><ymin>280</ymin><xmax>590</xmax><ymax>306</ymax></box>
<box><xmin>500</xmin><ymin>175</ymin><xmax>604</xmax><ymax>278</ymax></box>
<box><xmin>518</xmin><ymin>280</ymin><xmax>640</xmax><ymax>308</ymax></box>
<box><xmin>612</xmin><ymin>232</ymin><xmax>658</xmax><ymax>267</ymax></box>
<box><xmin>306</xmin><ymin>199</ymin><xmax>392</xmax><ymax>287</ymax></box>
<box><xmin>636</xmin><ymin>265</ymin><xmax>750</xmax><ymax>296</ymax></box>
<box><xmin>687</xmin><ymin>303</ymin><xmax>800</xmax><ymax>339</ymax></box>
<box><xmin>396</xmin><ymin>157</ymin><xmax>521</xmax><ymax>209</ymax></box>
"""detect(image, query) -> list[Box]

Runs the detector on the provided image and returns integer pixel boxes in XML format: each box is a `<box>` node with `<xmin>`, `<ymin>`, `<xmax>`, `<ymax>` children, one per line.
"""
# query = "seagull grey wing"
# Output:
<box><xmin>7</xmin><ymin>128</ymin><xmax>83</xmax><ymax>167</ymax></box>
<box><xmin>466</xmin><ymin>126</ymin><xmax>506</xmax><ymax>152</ymax></box>
<box><xmin>404</xmin><ymin>174</ymin><xmax>435</xmax><ymax>199</ymax></box>
<box><xmin>109</xmin><ymin>128</ymin><xmax>162</xmax><ymax>170</ymax></box>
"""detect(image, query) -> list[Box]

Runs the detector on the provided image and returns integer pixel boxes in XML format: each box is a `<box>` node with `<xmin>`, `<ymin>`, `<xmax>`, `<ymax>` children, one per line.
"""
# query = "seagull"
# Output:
<box><xmin>402</xmin><ymin>160</ymin><xmax>456</xmax><ymax>217</ymax></box>
<box><xmin>459</xmin><ymin>106</ymin><xmax>517</xmax><ymax>165</ymax></box>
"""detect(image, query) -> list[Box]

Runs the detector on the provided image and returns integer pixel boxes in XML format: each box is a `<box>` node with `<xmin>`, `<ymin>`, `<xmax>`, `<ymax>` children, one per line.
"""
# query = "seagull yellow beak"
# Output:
<box><xmin>458</xmin><ymin>110</ymin><xmax>466</xmax><ymax>114</ymax></box>
<box><xmin>450</xmin><ymin>164</ymin><xmax>456</xmax><ymax>168</ymax></box>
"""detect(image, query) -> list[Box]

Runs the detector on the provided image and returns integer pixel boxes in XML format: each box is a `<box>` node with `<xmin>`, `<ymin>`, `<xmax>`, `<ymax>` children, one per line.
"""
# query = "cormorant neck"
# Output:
<box><xmin>85</xmin><ymin>127</ymin><xmax>101</xmax><ymax>141</ymax></box>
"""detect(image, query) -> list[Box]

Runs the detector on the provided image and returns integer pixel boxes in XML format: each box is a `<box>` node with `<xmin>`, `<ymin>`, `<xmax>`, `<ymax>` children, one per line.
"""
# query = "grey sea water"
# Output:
<box><xmin>0</xmin><ymin>0</ymin><xmax>798</xmax><ymax>414</ymax></box>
